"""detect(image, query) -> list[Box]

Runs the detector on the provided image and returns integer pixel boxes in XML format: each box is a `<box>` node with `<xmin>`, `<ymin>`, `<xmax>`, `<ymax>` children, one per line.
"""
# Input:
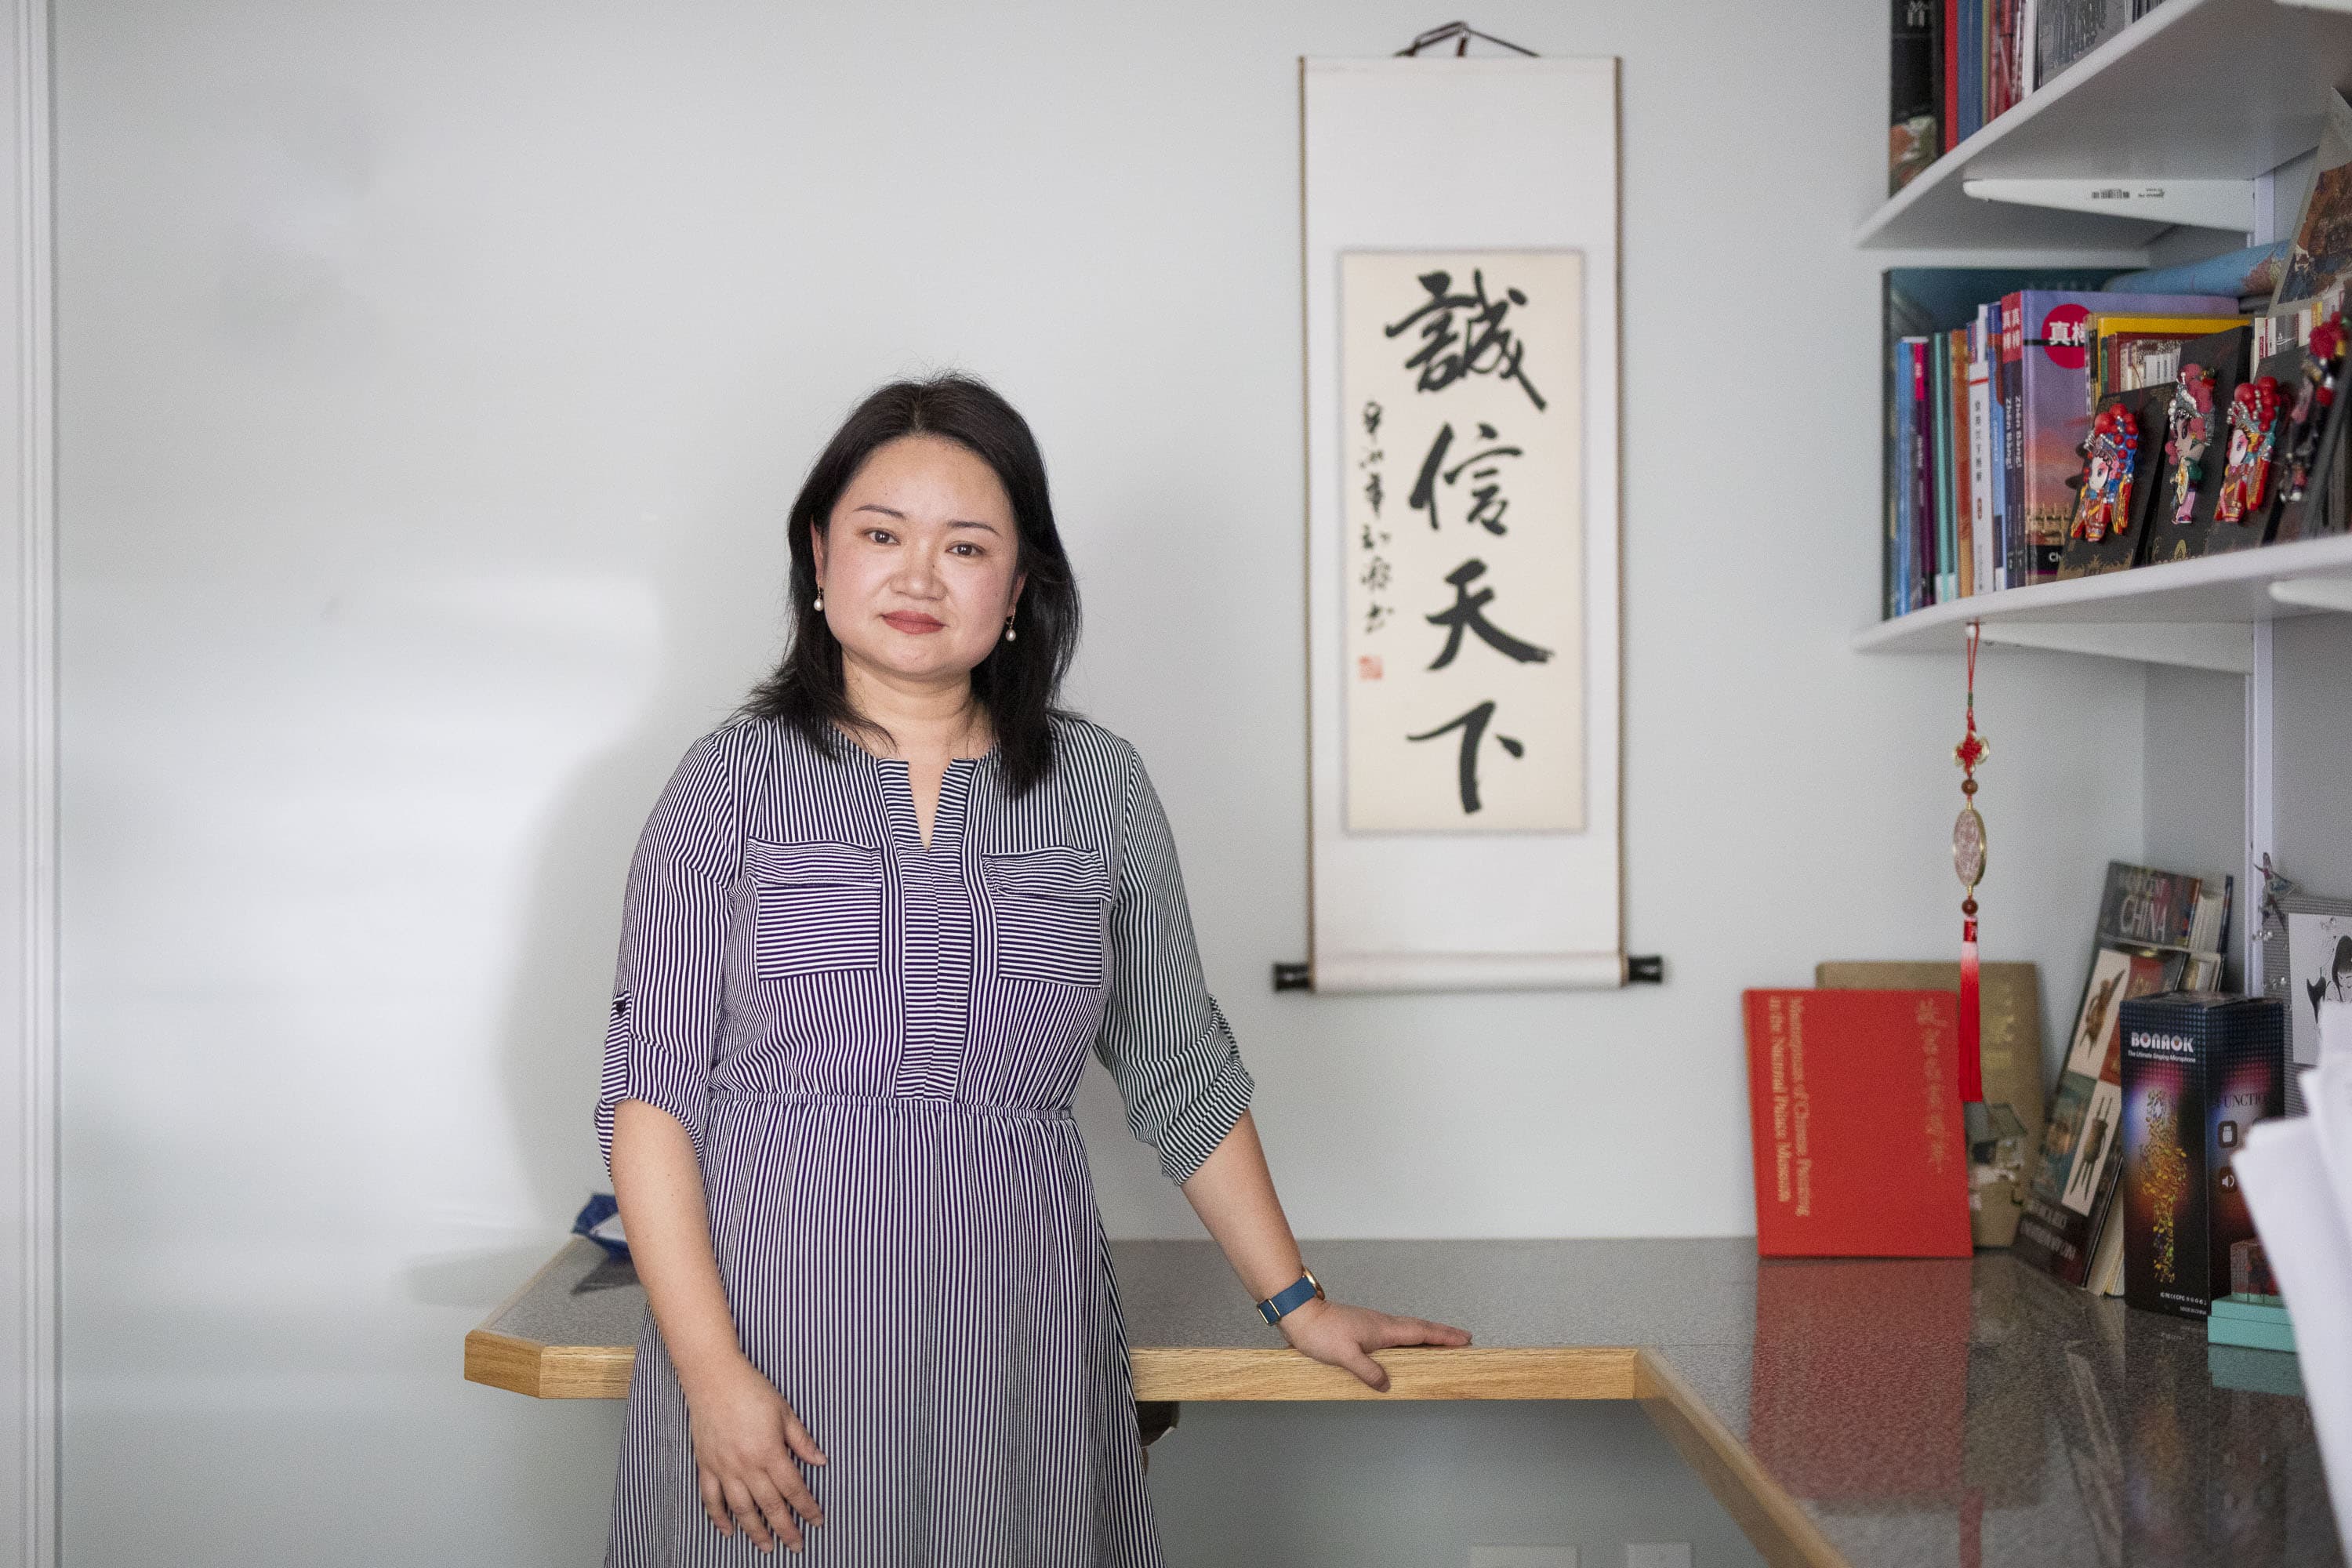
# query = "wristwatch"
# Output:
<box><xmin>1256</xmin><ymin>1267</ymin><xmax>1326</xmax><ymax>1326</ymax></box>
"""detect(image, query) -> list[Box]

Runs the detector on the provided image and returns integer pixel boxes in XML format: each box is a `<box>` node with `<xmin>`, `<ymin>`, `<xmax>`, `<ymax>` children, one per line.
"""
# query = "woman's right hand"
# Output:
<box><xmin>682</xmin><ymin>1355</ymin><xmax>828</xmax><ymax>1552</ymax></box>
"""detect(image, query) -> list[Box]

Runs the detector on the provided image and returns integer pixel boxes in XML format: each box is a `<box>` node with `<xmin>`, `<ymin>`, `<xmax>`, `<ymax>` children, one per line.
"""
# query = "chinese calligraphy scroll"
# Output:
<box><xmin>1301</xmin><ymin>56</ymin><xmax>1622</xmax><ymax>993</ymax></box>
<box><xmin>1341</xmin><ymin>250</ymin><xmax>1584</xmax><ymax>832</ymax></box>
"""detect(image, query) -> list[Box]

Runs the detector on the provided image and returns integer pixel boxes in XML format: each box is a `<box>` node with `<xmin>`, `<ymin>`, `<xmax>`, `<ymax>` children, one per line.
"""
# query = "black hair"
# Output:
<box><xmin>741</xmin><ymin>372</ymin><xmax>1081</xmax><ymax>796</ymax></box>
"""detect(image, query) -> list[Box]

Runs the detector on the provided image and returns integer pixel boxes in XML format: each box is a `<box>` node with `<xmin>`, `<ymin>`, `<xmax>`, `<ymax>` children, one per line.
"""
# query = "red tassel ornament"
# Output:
<box><xmin>1953</xmin><ymin>621</ymin><xmax>1988</xmax><ymax>1104</ymax></box>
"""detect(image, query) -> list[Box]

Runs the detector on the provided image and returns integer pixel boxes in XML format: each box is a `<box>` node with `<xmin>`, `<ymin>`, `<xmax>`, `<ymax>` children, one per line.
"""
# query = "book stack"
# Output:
<box><xmin>2015</xmin><ymin>862</ymin><xmax>2233</xmax><ymax>1294</ymax></box>
<box><xmin>1887</xmin><ymin>0</ymin><xmax>2040</xmax><ymax>195</ymax></box>
<box><xmin>1884</xmin><ymin>279</ymin><xmax>2242</xmax><ymax>615</ymax></box>
<box><xmin>1888</xmin><ymin>2</ymin><xmax>2173</xmax><ymax>196</ymax></box>
<box><xmin>1880</xmin><ymin>89</ymin><xmax>2352</xmax><ymax>618</ymax></box>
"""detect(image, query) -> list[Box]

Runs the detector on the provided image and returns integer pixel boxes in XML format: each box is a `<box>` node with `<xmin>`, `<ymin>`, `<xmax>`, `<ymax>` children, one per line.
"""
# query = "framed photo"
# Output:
<box><xmin>2282</xmin><ymin>894</ymin><xmax>2352</xmax><ymax>1068</ymax></box>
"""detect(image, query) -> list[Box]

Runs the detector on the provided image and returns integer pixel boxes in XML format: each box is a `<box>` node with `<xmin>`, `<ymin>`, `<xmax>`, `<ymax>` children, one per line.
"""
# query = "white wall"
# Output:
<box><xmin>54</xmin><ymin>0</ymin><xmax>2149</xmax><ymax>1562</ymax></box>
<box><xmin>2142</xmin><ymin>663</ymin><xmax>2246</xmax><ymax>983</ymax></box>
<box><xmin>2272</xmin><ymin>615</ymin><xmax>2352</xmax><ymax>899</ymax></box>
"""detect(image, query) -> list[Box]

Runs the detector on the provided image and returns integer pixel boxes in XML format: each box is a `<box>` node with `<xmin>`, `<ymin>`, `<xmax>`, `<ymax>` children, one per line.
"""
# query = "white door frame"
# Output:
<box><xmin>1</xmin><ymin>0</ymin><xmax>55</xmax><ymax>1563</ymax></box>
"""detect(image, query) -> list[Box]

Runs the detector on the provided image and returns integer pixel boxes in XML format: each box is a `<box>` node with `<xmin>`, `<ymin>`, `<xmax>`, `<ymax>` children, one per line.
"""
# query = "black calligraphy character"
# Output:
<box><xmin>1363</xmin><ymin>603</ymin><xmax>1392</xmax><ymax>634</ymax></box>
<box><xmin>1408</xmin><ymin>422</ymin><xmax>1456</xmax><ymax>529</ymax></box>
<box><xmin>1363</xmin><ymin>470</ymin><xmax>1385</xmax><ymax>517</ymax></box>
<box><xmin>1362</xmin><ymin>400</ymin><xmax>1383</xmax><ymax>438</ymax></box>
<box><xmin>1381</xmin><ymin>269</ymin><xmax>1548</xmax><ymax>411</ymax></box>
<box><xmin>1425</xmin><ymin>559</ymin><xmax>1552</xmax><ymax>670</ymax></box>
<box><xmin>1358</xmin><ymin>555</ymin><xmax>1392</xmax><ymax>593</ymax></box>
<box><xmin>1407</xmin><ymin>421</ymin><xmax>1523</xmax><ymax>534</ymax></box>
<box><xmin>1449</xmin><ymin>423</ymin><xmax>1520</xmax><ymax>534</ymax></box>
<box><xmin>1406</xmin><ymin>700</ymin><xmax>1524</xmax><ymax>815</ymax></box>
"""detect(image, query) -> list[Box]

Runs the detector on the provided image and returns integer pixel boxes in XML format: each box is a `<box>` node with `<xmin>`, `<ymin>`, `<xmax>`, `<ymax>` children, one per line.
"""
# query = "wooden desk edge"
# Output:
<box><xmin>465</xmin><ymin>1330</ymin><xmax>636</xmax><ymax>1400</ymax></box>
<box><xmin>1635</xmin><ymin>1348</ymin><xmax>1849</xmax><ymax>1568</ymax></box>
<box><xmin>461</xmin><ymin>1335</ymin><xmax>1642</xmax><ymax>1403</ymax></box>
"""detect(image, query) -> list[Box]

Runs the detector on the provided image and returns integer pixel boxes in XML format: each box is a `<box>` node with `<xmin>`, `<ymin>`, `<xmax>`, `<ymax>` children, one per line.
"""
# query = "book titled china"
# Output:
<box><xmin>2016</xmin><ymin>861</ymin><xmax>2233</xmax><ymax>1290</ymax></box>
<box><xmin>1741</xmin><ymin>989</ymin><xmax>1973</xmax><ymax>1258</ymax></box>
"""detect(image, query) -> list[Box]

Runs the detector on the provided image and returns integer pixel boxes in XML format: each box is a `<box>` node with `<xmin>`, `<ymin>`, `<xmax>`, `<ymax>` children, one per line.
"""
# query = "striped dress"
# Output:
<box><xmin>595</xmin><ymin>712</ymin><xmax>1255</xmax><ymax>1566</ymax></box>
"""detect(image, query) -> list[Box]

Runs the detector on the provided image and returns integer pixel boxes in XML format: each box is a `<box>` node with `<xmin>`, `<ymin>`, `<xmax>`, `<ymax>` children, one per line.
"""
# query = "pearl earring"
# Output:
<box><xmin>813</xmin><ymin>590</ymin><xmax>824</xmax><ymax>612</ymax></box>
<box><xmin>1003</xmin><ymin>614</ymin><xmax>1017</xmax><ymax>644</ymax></box>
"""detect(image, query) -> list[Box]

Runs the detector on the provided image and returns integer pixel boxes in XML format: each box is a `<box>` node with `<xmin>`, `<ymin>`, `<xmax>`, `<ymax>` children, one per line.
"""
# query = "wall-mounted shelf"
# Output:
<box><xmin>1851</xmin><ymin>533</ymin><xmax>2352</xmax><ymax>670</ymax></box>
<box><xmin>1855</xmin><ymin>0</ymin><xmax>2352</xmax><ymax>251</ymax></box>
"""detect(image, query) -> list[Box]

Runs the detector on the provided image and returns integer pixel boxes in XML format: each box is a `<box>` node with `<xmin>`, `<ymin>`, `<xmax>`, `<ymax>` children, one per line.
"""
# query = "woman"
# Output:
<box><xmin>598</xmin><ymin>373</ymin><xmax>1472</xmax><ymax>1564</ymax></box>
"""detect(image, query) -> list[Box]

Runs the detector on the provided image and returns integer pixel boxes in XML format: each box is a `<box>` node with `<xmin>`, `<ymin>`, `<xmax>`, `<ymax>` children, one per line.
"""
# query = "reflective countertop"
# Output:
<box><xmin>468</xmin><ymin>1238</ymin><xmax>2343</xmax><ymax>1568</ymax></box>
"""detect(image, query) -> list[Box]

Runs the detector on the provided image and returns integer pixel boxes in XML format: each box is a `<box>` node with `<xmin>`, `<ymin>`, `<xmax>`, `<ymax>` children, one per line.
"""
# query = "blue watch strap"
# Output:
<box><xmin>1257</xmin><ymin>1269</ymin><xmax>1323</xmax><ymax>1325</ymax></box>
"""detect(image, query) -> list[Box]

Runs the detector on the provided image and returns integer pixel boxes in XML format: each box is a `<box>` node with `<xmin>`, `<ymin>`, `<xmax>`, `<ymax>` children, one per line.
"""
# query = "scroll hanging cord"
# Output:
<box><xmin>1396</xmin><ymin>21</ymin><xmax>1540</xmax><ymax>56</ymax></box>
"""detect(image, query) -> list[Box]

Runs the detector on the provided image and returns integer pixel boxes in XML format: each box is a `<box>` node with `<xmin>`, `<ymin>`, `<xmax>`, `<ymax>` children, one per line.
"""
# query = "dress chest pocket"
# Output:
<box><xmin>980</xmin><ymin>846</ymin><xmax>1112</xmax><ymax>988</ymax></box>
<box><xmin>743</xmin><ymin>838</ymin><xmax>884</xmax><ymax>978</ymax></box>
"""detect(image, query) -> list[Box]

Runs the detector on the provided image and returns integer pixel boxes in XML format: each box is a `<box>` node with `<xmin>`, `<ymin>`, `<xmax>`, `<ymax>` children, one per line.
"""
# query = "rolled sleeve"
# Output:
<box><xmin>593</xmin><ymin>730</ymin><xmax>739</xmax><ymax>1178</ymax></box>
<box><xmin>1091</xmin><ymin>743</ymin><xmax>1255</xmax><ymax>1185</ymax></box>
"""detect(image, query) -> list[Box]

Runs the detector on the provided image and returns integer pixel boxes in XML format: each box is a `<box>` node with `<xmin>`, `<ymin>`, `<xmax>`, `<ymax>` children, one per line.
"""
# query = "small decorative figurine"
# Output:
<box><xmin>2070</xmin><ymin>401</ymin><xmax>2140</xmax><ymax>543</ymax></box>
<box><xmin>2215</xmin><ymin>375</ymin><xmax>2283</xmax><ymax>524</ymax></box>
<box><xmin>2163</xmin><ymin>365</ymin><xmax>2214</xmax><ymax>526</ymax></box>
<box><xmin>2282</xmin><ymin>314</ymin><xmax>2347</xmax><ymax>505</ymax></box>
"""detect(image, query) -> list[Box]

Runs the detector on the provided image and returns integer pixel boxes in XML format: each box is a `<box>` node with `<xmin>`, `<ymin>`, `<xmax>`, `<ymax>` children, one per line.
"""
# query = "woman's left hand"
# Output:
<box><xmin>1276</xmin><ymin>1298</ymin><xmax>1472</xmax><ymax>1392</ymax></box>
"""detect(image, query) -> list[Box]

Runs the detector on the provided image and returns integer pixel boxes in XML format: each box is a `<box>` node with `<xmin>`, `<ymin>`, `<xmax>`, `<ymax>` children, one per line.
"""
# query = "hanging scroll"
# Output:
<box><xmin>1301</xmin><ymin>57</ymin><xmax>1623</xmax><ymax>993</ymax></box>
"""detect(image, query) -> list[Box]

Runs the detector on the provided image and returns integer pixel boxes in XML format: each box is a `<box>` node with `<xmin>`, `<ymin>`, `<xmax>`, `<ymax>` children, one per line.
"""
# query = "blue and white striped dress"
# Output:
<box><xmin>595</xmin><ymin>712</ymin><xmax>1255</xmax><ymax>1566</ymax></box>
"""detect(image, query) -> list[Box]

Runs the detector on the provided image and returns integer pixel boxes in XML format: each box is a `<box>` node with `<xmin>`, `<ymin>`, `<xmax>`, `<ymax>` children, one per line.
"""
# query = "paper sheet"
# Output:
<box><xmin>2305</xmin><ymin>1064</ymin><xmax>2352</xmax><ymax>1225</ymax></box>
<box><xmin>2237</xmin><ymin>1105</ymin><xmax>2352</xmax><ymax>1566</ymax></box>
<box><xmin>2321</xmin><ymin>999</ymin><xmax>2352</xmax><ymax>1067</ymax></box>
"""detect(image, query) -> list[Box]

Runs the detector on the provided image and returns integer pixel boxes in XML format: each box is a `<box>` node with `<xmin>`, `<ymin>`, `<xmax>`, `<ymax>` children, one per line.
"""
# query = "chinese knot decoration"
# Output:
<box><xmin>1953</xmin><ymin>620</ymin><xmax>1988</xmax><ymax>1104</ymax></box>
<box><xmin>2163</xmin><ymin>365</ymin><xmax>2214</xmax><ymax>526</ymax></box>
<box><xmin>2283</xmin><ymin>314</ymin><xmax>2347</xmax><ymax>504</ymax></box>
<box><xmin>2070</xmin><ymin>401</ymin><xmax>2140</xmax><ymax>543</ymax></box>
<box><xmin>2215</xmin><ymin>375</ymin><xmax>2283</xmax><ymax>524</ymax></box>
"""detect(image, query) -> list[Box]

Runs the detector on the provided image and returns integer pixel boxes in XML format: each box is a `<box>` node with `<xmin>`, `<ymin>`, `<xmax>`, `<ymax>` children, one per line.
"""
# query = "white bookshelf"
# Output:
<box><xmin>1856</xmin><ymin>0</ymin><xmax>2352</xmax><ymax>251</ymax></box>
<box><xmin>1850</xmin><ymin>533</ymin><xmax>2352</xmax><ymax>670</ymax></box>
<box><xmin>1854</xmin><ymin>0</ymin><xmax>2352</xmax><ymax>989</ymax></box>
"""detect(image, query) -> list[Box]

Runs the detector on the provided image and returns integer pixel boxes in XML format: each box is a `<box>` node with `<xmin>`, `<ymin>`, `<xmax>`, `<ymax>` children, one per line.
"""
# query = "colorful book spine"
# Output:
<box><xmin>2000</xmin><ymin>294</ymin><xmax>2026</xmax><ymax>586</ymax></box>
<box><xmin>1942</xmin><ymin>0</ymin><xmax>1960</xmax><ymax>154</ymax></box>
<box><xmin>1894</xmin><ymin>338</ymin><xmax>1918</xmax><ymax>614</ymax></box>
<box><xmin>1914</xmin><ymin>343</ymin><xmax>1936</xmax><ymax>606</ymax></box>
<box><xmin>1931</xmin><ymin>332</ymin><xmax>1954</xmax><ymax>601</ymax></box>
<box><xmin>2037</xmin><ymin>0</ymin><xmax>2125</xmax><ymax>88</ymax></box>
<box><xmin>2253</xmin><ymin>278</ymin><xmax>2347</xmax><ymax>361</ymax></box>
<box><xmin>1921</xmin><ymin>335</ymin><xmax>1936</xmax><ymax>604</ymax></box>
<box><xmin>1889</xmin><ymin>0</ymin><xmax>1943</xmax><ymax>195</ymax></box>
<box><xmin>1987</xmin><ymin>0</ymin><xmax>2021</xmax><ymax>119</ymax></box>
<box><xmin>1958</xmin><ymin>0</ymin><xmax>1983</xmax><ymax>143</ymax></box>
<box><xmin>1969</xmin><ymin>319</ymin><xmax>1993</xmax><ymax>596</ymax></box>
<box><xmin>2092</xmin><ymin>314</ymin><xmax>2244</xmax><ymax>409</ymax></box>
<box><xmin>1952</xmin><ymin>327</ymin><xmax>1975</xmax><ymax>597</ymax></box>
<box><xmin>1981</xmin><ymin>304</ymin><xmax>2009</xmax><ymax>589</ymax></box>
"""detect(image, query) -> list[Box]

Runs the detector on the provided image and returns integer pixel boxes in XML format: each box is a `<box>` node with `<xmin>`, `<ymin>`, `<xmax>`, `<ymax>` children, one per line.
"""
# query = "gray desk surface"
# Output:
<box><xmin>468</xmin><ymin>1237</ymin><xmax>2344</xmax><ymax>1568</ymax></box>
